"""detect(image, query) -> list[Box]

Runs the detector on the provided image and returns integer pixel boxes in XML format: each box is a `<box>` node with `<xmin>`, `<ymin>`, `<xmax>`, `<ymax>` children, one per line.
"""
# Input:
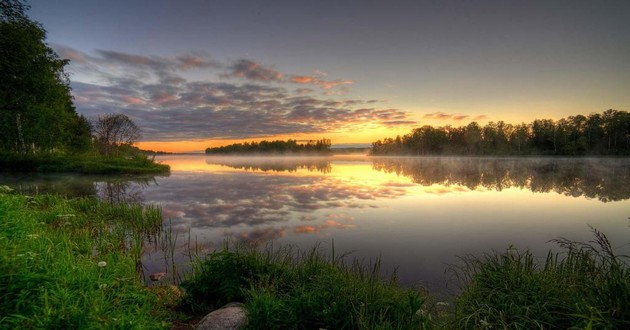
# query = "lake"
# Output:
<box><xmin>3</xmin><ymin>155</ymin><xmax>629</xmax><ymax>295</ymax></box>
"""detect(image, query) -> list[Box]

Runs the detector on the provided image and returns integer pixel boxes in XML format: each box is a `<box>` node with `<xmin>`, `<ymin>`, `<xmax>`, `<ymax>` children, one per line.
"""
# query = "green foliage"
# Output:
<box><xmin>181</xmin><ymin>244</ymin><xmax>429</xmax><ymax>329</ymax></box>
<box><xmin>206</xmin><ymin>138</ymin><xmax>332</xmax><ymax>154</ymax></box>
<box><xmin>452</xmin><ymin>229</ymin><xmax>630</xmax><ymax>329</ymax></box>
<box><xmin>372</xmin><ymin>110</ymin><xmax>630</xmax><ymax>156</ymax></box>
<box><xmin>0</xmin><ymin>0</ymin><xmax>91</xmax><ymax>154</ymax></box>
<box><xmin>0</xmin><ymin>194</ymin><xmax>171</xmax><ymax>329</ymax></box>
<box><xmin>0</xmin><ymin>152</ymin><xmax>170</xmax><ymax>174</ymax></box>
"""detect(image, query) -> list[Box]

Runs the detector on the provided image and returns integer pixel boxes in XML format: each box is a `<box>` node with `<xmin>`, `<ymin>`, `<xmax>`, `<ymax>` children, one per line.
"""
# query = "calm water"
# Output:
<box><xmin>3</xmin><ymin>155</ymin><xmax>629</xmax><ymax>294</ymax></box>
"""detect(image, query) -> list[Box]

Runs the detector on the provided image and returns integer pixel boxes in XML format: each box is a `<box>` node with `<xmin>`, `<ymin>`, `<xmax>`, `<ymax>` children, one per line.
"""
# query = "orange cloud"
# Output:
<box><xmin>290</xmin><ymin>76</ymin><xmax>317</xmax><ymax>84</ymax></box>
<box><xmin>123</xmin><ymin>96</ymin><xmax>145</xmax><ymax>105</ymax></box>
<box><xmin>423</xmin><ymin>112</ymin><xmax>486</xmax><ymax>121</ymax></box>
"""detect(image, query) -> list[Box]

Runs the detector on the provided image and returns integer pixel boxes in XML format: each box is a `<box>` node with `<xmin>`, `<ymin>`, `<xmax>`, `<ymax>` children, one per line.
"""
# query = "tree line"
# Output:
<box><xmin>206</xmin><ymin>139</ymin><xmax>332</xmax><ymax>154</ymax></box>
<box><xmin>0</xmin><ymin>0</ymin><xmax>142</xmax><ymax>159</ymax></box>
<box><xmin>371</xmin><ymin>110</ymin><xmax>630</xmax><ymax>156</ymax></box>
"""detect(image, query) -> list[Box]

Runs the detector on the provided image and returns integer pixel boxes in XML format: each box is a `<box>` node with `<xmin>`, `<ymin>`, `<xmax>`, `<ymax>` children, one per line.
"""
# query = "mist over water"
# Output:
<box><xmin>3</xmin><ymin>155</ymin><xmax>629</xmax><ymax>294</ymax></box>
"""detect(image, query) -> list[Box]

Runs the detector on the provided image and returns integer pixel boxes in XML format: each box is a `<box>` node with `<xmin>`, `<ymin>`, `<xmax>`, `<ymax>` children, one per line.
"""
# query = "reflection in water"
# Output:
<box><xmin>372</xmin><ymin>157</ymin><xmax>630</xmax><ymax>202</ymax></box>
<box><xmin>3</xmin><ymin>156</ymin><xmax>629</xmax><ymax>292</ymax></box>
<box><xmin>207</xmin><ymin>156</ymin><xmax>332</xmax><ymax>173</ymax></box>
<box><xmin>0</xmin><ymin>173</ymin><xmax>164</xmax><ymax>204</ymax></box>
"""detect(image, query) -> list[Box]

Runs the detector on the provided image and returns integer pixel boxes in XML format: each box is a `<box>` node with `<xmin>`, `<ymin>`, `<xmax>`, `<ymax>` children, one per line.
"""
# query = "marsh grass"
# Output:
<box><xmin>181</xmin><ymin>243</ymin><xmax>430</xmax><ymax>329</ymax></box>
<box><xmin>0</xmin><ymin>193</ymin><xmax>172</xmax><ymax>329</ymax></box>
<box><xmin>0</xmin><ymin>152</ymin><xmax>170</xmax><ymax>174</ymax></box>
<box><xmin>451</xmin><ymin>227</ymin><xmax>630</xmax><ymax>329</ymax></box>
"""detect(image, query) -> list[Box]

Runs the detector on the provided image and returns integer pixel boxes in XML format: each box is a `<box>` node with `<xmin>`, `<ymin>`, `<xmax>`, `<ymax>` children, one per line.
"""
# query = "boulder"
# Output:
<box><xmin>196</xmin><ymin>303</ymin><xmax>247</xmax><ymax>330</ymax></box>
<box><xmin>149</xmin><ymin>272</ymin><xmax>167</xmax><ymax>281</ymax></box>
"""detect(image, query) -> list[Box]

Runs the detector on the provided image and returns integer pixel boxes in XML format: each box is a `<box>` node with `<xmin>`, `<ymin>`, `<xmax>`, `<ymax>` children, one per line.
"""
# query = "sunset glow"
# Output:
<box><xmin>27</xmin><ymin>0</ymin><xmax>629</xmax><ymax>152</ymax></box>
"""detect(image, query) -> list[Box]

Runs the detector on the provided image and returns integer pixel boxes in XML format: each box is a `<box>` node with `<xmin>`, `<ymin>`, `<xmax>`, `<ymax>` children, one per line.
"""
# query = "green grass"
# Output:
<box><xmin>0</xmin><ymin>192</ymin><xmax>173</xmax><ymax>329</ymax></box>
<box><xmin>451</xmin><ymin>228</ymin><xmax>630</xmax><ymax>329</ymax></box>
<box><xmin>180</xmin><ymin>243</ymin><xmax>430</xmax><ymax>329</ymax></box>
<box><xmin>0</xmin><ymin>152</ymin><xmax>170</xmax><ymax>174</ymax></box>
<box><xmin>3</xmin><ymin>186</ymin><xmax>627</xmax><ymax>329</ymax></box>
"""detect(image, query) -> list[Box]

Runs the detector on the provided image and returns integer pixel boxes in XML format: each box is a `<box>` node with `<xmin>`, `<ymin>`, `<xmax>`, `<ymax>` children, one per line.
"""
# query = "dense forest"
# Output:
<box><xmin>371</xmin><ymin>110</ymin><xmax>630</xmax><ymax>156</ymax></box>
<box><xmin>0</xmin><ymin>1</ymin><xmax>166</xmax><ymax>174</ymax></box>
<box><xmin>205</xmin><ymin>138</ymin><xmax>332</xmax><ymax>154</ymax></box>
<box><xmin>0</xmin><ymin>0</ymin><xmax>92</xmax><ymax>154</ymax></box>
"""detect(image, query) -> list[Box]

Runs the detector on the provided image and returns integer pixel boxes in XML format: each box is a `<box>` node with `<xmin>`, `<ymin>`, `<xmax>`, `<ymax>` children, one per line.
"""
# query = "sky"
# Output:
<box><xmin>28</xmin><ymin>0</ymin><xmax>630</xmax><ymax>152</ymax></box>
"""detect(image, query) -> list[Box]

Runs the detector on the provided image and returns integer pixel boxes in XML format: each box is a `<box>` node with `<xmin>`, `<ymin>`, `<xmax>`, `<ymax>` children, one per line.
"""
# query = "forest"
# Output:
<box><xmin>371</xmin><ymin>110</ymin><xmax>630</xmax><ymax>156</ymax></box>
<box><xmin>205</xmin><ymin>138</ymin><xmax>332</xmax><ymax>154</ymax></box>
<box><xmin>0</xmin><ymin>1</ymin><xmax>166</xmax><ymax>173</ymax></box>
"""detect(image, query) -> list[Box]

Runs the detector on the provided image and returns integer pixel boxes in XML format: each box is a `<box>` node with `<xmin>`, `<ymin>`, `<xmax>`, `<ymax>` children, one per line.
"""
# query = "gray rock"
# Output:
<box><xmin>196</xmin><ymin>303</ymin><xmax>247</xmax><ymax>330</ymax></box>
<box><xmin>149</xmin><ymin>272</ymin><xmax>167</xmax><ymax>281</ymax></box>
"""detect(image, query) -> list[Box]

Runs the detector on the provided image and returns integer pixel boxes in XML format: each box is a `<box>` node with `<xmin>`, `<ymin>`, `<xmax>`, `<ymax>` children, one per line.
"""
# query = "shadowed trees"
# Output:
<box><xmin>206</xmin><ymin>138</ymin><xmax>332</xmax><ymax>154</ymax></box>
<box><xmin>93</xmin><ymin>113</ymin><xmax>141</xmax><ymax>157</ymax></box>
<box><xmin>371</xmin><ymin>110</ymin><xmax>630</xmax><ymax>156</ymax></box>
<box><xmin>0</xmin><ymin>0</ymin><xmax>91</xmax><ymax>154</ymax></box>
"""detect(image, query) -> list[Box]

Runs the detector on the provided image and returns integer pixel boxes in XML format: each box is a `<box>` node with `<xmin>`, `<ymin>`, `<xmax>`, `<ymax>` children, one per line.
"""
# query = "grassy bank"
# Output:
<box><xmin>0</xmin><ymin>153</ymin><xmax>170</xmax><ymax>174</ymax></box>
<box><xmin>180</xmin><ymin>244</ymin><xmax>430</xmax><ymax>329</ymax></box>
<box><xmin>0</xmin><ymin>192</ymin><xmax>173</xmax><ymax>329</ymax></box>
<box><xmin>452</xmin><ymin>229</ymin><xmax>630</xmax><ymax>329</ymax></box>
<box><xmin>2</xmin><ymin>189</ymin><xmax>627</xmax><ymax>329</ymax></box>
<box><xmin>179</xmin><ymin>231</ymin><xmax>629</xmax><ymax>329</ymax></box>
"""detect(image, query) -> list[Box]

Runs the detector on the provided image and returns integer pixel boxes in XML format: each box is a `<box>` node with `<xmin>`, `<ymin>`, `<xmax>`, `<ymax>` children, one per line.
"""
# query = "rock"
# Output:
<box><xmin>149</xmin><ymin>272</ymin><xmax>167</xmax><ymax>281</ymax></box>
<box><xmin>196</xmin><ymin>303</ymin><xmax>247</xmax><ymax>330</ymax></box>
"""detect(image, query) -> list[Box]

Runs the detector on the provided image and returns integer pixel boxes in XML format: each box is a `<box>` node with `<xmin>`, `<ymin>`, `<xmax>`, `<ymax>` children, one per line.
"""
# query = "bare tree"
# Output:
<box><xmin>93</xmin><ymin>113</ymin><xmax>141</xmax><ymax>157</ymax></box>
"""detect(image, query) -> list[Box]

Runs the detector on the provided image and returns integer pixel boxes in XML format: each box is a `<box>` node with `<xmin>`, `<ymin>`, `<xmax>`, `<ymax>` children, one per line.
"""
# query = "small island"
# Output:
<box><xmin>205</xmin><ymin>138</ymin><xmax>332</xmax><ymax>155</ymax></box>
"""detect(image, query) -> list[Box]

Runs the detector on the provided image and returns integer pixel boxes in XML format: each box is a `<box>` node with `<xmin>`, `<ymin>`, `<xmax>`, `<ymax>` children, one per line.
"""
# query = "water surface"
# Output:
<box><xmin>4</xmin><ymin>155</ymin><xmax>629</xmax><ymax>294</ymax></box>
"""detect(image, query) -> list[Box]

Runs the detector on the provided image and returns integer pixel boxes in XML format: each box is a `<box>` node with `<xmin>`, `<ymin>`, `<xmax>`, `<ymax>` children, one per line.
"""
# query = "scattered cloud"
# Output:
<box><xmin>57</xmin><ymin>46</ymin><xmax>416</xmax><ymax>141</ymax></box>
<box><xmin>221</xmin><ymin>59</ymin><xmax>283</xmax><ymax>81</ymax></box>
<box><xmin>288</xmin><ymin>75</ymin><xmax>354</xmax><ymax>90</ymax></box>
<box><xmin>423</xmin><ymin>112</ymin><xmax>485</xmax><ymax>121</ymax></box>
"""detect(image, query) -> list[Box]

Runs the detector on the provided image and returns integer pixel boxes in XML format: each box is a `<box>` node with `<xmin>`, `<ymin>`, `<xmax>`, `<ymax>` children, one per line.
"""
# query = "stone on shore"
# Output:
<box><xmin>195</xmin><ymin>303</ymin><xmax>247</xmax><ymax>330</ymax></box>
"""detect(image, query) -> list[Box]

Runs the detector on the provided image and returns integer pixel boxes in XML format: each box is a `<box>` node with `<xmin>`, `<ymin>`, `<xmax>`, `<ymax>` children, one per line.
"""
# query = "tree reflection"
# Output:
<box><xmin>0</xmin><ymin>174</ymin><xmax>162</xmax><ymax>204</ymax></box>
<box><xmin>372</xmin><ymin>157</ymin><xmax>630</xmax><ymax>202</ymax></box>
<box><xmin>206</xmin><ymin>157</ymin><xmax>332</xmax><ymax>173</ymax></box>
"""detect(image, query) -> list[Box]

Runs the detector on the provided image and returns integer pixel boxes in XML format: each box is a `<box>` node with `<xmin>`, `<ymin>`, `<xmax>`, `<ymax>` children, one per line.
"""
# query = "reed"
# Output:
<box><xmin>451</xmin><ymin>227</ymin><xmax>630</xmax><ymax>329</ymax></box>
<box><xmin>180</xmin><ymin>242</ymin><xmax>429</xmax><ymax>329</ymax></box>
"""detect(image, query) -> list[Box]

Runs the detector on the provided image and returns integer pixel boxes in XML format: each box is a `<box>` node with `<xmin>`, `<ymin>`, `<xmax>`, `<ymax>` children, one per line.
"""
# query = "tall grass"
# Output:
<box><xmin>0</xmin><ymin>193</ymin><xmax>172</xmax><ymax>329</ymax></box>
<box><xmin>181</xmin><ymin>243</ymin><xmax>430</xmax><ymax>329</ymax></box>
<box><xmin>452</xmin><ymin>227</ymin><xmax>630</xmax><ymax>329</ymax></box>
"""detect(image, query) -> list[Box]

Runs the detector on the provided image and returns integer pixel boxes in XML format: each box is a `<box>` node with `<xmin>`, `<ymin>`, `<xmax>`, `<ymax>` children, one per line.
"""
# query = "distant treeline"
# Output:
<box><xmin>371</xmin><ymin>109</ymin><xmax>630</xmax><ymax>156</ymax></box>
<box><xmin>205</xmin><ymin>139</ymin><xmax>332</xmax><ymax>154</ymax></box>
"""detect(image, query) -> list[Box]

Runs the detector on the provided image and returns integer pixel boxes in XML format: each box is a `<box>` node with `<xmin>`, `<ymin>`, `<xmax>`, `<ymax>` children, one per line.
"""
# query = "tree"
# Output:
<box><xmin>0</xmin><ymin>0</ymin><xmax>90</xmax><ymax>153</ymax></box>
<box><xmin>93</xmin><ymin>114</ymin><xmax>141</xmax><ymax>157</ymax></box>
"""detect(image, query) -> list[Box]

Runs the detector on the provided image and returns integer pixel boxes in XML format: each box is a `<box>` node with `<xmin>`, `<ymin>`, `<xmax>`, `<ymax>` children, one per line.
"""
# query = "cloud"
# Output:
<box><xmin>423</xmin><ymin>112</ymin><xmax>484</xmax><ymax>121</ymax></box>
<box><xmin>289</xmin><ymin>75</ymin><xmax>355</xmax><ymax>90</ymax></box>
<box><xmin>58</xmin><ymin>46</ymin><xmax>416</xmax><ymax>141</ymax></box>
<box><xmin>221</xmin><ymin>61</ymin><xmax>355</xmax><ymax>92</ymax></box>
<box><xmin>294</xmin><ymin>88</ymin><xmax>314</xmax><ymax>94</ymax></box>
<box><xmin>221</xmin><ymin>59</ymin><xmax>283</xmax><ymax>81</ymax></box>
